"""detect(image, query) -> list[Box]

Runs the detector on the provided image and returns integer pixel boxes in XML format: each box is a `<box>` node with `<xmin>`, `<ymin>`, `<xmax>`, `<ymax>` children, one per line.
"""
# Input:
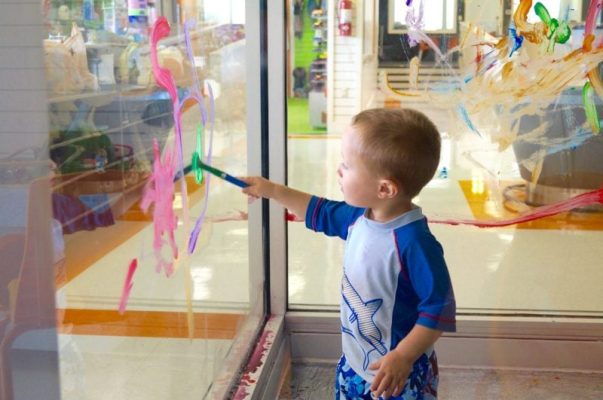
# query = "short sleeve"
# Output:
<box><xmin>402</xmin><ymin>232</ymin><xmax>456</xmax><ymax>332</ymax></box>
<box><xmin>304</xmin><ymin>196</ymin><xmax>364</xmax><ymax>240</ymax></box>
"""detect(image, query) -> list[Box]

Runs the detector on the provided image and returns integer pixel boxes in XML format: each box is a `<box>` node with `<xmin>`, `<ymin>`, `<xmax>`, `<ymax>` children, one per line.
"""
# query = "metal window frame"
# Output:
<box><xmin>223</xmin><ymin>1</ymin><xmax>289</xmax><ymax>398</ymax></box>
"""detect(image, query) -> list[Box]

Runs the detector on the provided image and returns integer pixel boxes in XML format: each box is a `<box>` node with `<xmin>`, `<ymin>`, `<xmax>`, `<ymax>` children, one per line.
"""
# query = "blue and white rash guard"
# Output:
<box><xmin>305</xmin><ymin>196</ymin><xmax>456</xmax><ymax>383</ymax></box>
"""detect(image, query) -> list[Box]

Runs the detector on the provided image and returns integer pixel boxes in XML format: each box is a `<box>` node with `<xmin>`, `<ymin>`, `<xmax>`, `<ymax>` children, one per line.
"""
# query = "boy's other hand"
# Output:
<box><xmin>369</xmin><ymin>350</ymin><xmax>412</xmax><ymax>399</ymax></box>
<box><xmin>240</xmin><ymin>176</ymin><xmax>276</xmax><ymax>201</ymax></box>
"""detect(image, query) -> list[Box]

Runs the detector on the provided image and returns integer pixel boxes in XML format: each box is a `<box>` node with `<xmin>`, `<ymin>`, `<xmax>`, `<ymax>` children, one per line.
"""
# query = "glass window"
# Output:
<box><xmin>1</xmin><ymin>1</ymin><xmax>265</xmax><ymax>398</ymax></box>
<box><xmin>286</xmin><ymin>0</ymin><xmax>603</xmax><ymax>330</ymax></box>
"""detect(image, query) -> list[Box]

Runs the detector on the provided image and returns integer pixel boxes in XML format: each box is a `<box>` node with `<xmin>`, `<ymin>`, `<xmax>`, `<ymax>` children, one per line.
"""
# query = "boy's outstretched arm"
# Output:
<box><xmin>369</xmin><ymin>325</ymin><xmax>442</xmax><ymax>399</ymax></box>
<box><xmin>240</xmin><ymin>176</ymin><xmax>312</xmax><ymax>221</ymax></box>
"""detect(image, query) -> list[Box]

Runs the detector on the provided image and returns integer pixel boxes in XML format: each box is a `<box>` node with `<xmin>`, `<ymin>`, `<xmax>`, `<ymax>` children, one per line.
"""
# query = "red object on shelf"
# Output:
<box><xmin>338</xmin><ymin>0</ymin><xmax>352</xmax><ymax>36</ymax></box>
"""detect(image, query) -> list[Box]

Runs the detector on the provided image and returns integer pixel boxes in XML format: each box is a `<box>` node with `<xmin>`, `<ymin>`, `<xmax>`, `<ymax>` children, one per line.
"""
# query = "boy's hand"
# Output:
<box><xmin>369</xmin><ymin>349</ymin><xmax>412</xmax><ymax>399</ymax></box>
<box><xmin>240</xmin><ymin>176</ymin><xmax>276</xmax><ymax>200</ymax></box>
<box><xmin>239</xmin><ymin>177</ymin><xmax>311</xmax><ymax>218</ymax></box>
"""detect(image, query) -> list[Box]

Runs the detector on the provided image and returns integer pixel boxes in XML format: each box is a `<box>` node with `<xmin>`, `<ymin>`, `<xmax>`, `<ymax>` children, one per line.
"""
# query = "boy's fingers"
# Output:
<box><xmin>385</xmin><ymin>381</ymin><xmax>399</xmax><ymax>398</ymax></box>
<box><xmin>369</xmin><ymin>372</ymin><xmax>381</xmax><ymax>391</ymax></box>
<box><xmin>373</xmin><ymin>375</ymin><xmax>391</xmax><ymax>399</ymax></box>
<box><xmin>368</xmin><ymin>360</ymin><xmax>380</xmax><ymax>370</ymax></box>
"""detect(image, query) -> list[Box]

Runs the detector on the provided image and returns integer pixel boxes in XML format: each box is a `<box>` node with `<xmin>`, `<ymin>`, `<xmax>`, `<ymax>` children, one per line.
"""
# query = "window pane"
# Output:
<box><xmin>0</xmin><ymin>1</ymin><xmax>263</xmax><ymax>398</ymax></box>
<box><xmin>287</xmin><ymin>0</ymin><xmax>603</xmax><ymax>327</ymax></box>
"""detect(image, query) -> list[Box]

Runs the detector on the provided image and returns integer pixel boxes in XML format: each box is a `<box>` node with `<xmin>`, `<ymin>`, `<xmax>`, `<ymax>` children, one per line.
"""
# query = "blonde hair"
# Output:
<box><xmin>352</xmin><ymin>108</ymin><xmax>441</xmax><ymax>199</ymax></box>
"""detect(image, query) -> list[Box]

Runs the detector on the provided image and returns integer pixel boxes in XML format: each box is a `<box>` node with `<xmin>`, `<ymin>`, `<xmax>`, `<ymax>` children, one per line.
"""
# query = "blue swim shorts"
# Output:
<box><xmin>334</xmin><ymin>351</ymin><xmax>438</xmax><ymax>400</ymax></box>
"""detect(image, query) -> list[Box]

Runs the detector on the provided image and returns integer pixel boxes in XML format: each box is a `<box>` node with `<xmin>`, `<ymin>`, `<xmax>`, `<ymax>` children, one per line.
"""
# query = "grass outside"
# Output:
<box><xmin>287</xmin><ymin>97</ymin><xmax>327</xmax><ymax>134</ymax></box>
<box><xmin>294</xmin><ymin>6</ymin><xmax>315</xmax><ymax>69</ymax></box>
<box><xmin>288</xmin><ymin>6</ymin><xmax>328</xmax><ymax>135</ymax></box>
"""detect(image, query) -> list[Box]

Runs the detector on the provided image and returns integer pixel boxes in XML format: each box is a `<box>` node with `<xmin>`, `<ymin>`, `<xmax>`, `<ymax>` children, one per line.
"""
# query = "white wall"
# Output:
<box><xmin>0</xmin><ymin>2</ymin><xmax>50</xmax><ymax>160</ymax></box>
<box><xmin>327</xmin><ymin>0</ymin><xmax>379</xmax><ymax>133</ymax></box>
<box><xmin>0</xmin><ymin>2</ymin><xmax>59</xmax><ymax>399</ymax></box>
<box><xmin>360</xmin><ymin>0</ymin><xmax>379</xmax><ymax>111</ymax></box>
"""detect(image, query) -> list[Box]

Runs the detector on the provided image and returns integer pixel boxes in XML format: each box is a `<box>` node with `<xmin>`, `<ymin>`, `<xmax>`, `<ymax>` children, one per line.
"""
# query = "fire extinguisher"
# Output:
<box><xmin>338</xmin><ymin>0</ymin><xmax>352</xmax><ymax>36</ymax></box>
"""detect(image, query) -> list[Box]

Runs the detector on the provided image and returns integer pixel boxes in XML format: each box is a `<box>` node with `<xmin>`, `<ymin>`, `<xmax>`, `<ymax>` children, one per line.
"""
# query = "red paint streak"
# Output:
<box><xmin>231</xmin><ymin>386</ymin><xmax>250</xmax><ymax>400</ymax></box>
<box><xmin>232</xmin><ymin>325</ymin><xmax>276</xmax><ymax>399</ymax></box>
<box><xmin>286</xmin><ymin>211</ymin><xmax>302</xmax><ymax>222</ymax></box>
<box><xmin>431</xmin><ymin>187</ymin><xmax>603</xmax><ymax>228</ymax></box>
<box><xmin>247</xmin><ymin>330</ymin><xmax>272</xmax><ymax>374</ymax></box>
<box><xmin>283</xmin><ymin>188</ymin><xmax>603</xmax><ymax>228</ymax></box>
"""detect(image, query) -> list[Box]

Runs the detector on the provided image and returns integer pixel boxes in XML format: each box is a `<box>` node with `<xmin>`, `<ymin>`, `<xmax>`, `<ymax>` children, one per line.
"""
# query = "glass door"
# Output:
<box><xmin>285</xmin><ymin>0</ymin><xmax>603</xmax><ymax>339</ymax></box>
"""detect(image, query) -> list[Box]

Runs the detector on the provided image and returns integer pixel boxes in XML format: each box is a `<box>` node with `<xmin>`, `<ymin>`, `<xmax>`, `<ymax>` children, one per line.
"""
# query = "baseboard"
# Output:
<box><xmin>285</xmin><ymin>312</ymin><xmax>603</xmax><ymax>372</ymax></box>
<box><xmin>436</xmin><ymin>336</ymin><xmax>603</xmax><ymax>372</ymax></box>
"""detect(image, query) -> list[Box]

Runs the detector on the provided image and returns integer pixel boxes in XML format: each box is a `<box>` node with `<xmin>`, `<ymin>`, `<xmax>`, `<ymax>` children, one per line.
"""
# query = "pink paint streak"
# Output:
<box><xmin>118</xmin><ymin>258</ymin><xmax>138</xmax><ymax>315</ymax></box>
<box><xmin>146</xmin><ymin>17</ymin><xmax>216</xmax><ymax>260</ymax></box>
<box><xmin>584</xmin><ymin>0</ymin><xmax>603</xmax><ymax>42</ymax></box>
<box><xmin>142</xmin><ymin>17</ymin><xmax>185</xmax><ymax>276</ymax></box>
<box><xmin>140</xmin><ymin>140</ymin><xmax>178</xmax><ymax>276</ymax></box>
<box><xmin>150</xmin><ymin>17</ymin><xmax>179</xmax><ymax>106</ymax></box>
<box><xmin>431</xmin><ymin>187</ymin><xmax>603</xmax><ymax>228</ymax></box>
<box><xmin>143</xmin><ymin>18</ymin><xmax>217</xmax><ymax>339</ymax></box>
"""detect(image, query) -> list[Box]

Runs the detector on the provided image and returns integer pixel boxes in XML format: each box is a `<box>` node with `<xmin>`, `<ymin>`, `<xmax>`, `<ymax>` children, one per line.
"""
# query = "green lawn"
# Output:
<box><xmin>287</xmin><ymin>97</ymin><xmax>327</xmax><ymax>134</ymax></box>
<box><xmin>288</xmin><ymin>12</ymin><xmax>327</xmax><ymax>135</ymax></box>
<box><xmin>294</xmin><ymin>12</ymin><xmax>315</xmax><ymax>69</ymax></box>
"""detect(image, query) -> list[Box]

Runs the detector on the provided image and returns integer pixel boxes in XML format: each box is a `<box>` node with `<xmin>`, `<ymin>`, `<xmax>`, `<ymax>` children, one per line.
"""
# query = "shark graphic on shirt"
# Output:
<box><xmin>341</xmin><ymin>273</ymin><xmax>388</xmax><ymax>371</ymax></box>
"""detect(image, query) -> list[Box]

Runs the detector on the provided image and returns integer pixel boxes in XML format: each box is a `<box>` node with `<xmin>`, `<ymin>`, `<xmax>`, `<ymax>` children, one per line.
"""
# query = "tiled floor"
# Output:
<box><xmin>284</xmin><ymin>363</ymin><xmax>603</xmax><ymax>400</ymax></box>
<box><xmin>58</xmin><ymin>335</ymin><xmax>231</xmax><ymax>400</ymax></box>
<box><xmin>287</xmin><ymin>135</ymin><xmax>603</xmax><ymax>316</ymax></box>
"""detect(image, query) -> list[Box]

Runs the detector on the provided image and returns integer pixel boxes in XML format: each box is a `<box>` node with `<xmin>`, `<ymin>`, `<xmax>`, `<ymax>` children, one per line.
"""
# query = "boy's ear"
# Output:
<box><xmin>377</xmin><ymin>179</ymin><xmax>398</xmax><ymax>199</ymax></box>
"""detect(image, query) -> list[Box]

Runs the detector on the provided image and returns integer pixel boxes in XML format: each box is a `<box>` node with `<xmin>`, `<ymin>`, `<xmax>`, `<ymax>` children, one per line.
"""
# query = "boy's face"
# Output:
<box><xmin>337</xmin><ymin>125</ymin><xmax>381</xmax><ymax>208</ymax></box>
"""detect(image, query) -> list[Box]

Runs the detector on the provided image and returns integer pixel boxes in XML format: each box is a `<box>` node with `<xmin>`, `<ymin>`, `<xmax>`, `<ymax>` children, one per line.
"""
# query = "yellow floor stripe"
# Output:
<box><xmin>57</xmin><ymin>308</ymin><xmax>245</xmax><ymax>339</ymax></box>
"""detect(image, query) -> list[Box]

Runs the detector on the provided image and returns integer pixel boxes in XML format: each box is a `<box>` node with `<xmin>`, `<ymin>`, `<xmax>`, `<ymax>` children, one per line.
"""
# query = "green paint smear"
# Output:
<box><xmin>582</xmin><ymin>81</ymin><xmax>601</xmax><ymax>135</ymax></box>
<box><xmin>192</xmin><ymin>124</ymin><xmax>205</xmax><ymax>183</ymax></box>
<box><xmin>534</xmin><ymin>1</ymin><xmax>571</xmax><ymax>48</ymax></box>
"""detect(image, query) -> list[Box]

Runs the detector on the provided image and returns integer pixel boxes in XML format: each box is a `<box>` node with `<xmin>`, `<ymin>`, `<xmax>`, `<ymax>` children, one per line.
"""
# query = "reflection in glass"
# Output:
<box><xmin>0</xmin><ymin>1</ymin><xmax>260</xmax><ymax>399</ymax></box>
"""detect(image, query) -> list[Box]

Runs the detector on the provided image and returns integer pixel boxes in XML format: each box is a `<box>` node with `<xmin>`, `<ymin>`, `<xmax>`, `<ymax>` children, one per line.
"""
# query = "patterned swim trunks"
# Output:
<box><xmin>334</xmin><ymin>351</ymin><xmax>438</xmax><ymax>400</ymax></box>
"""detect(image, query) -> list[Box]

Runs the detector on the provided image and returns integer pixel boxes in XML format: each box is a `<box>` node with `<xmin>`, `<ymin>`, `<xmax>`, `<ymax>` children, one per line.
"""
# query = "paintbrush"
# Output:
<box><xmin>197</xmin><ymin>160</ymin><xmax>248</xmax><ymax>188</ymax></box>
